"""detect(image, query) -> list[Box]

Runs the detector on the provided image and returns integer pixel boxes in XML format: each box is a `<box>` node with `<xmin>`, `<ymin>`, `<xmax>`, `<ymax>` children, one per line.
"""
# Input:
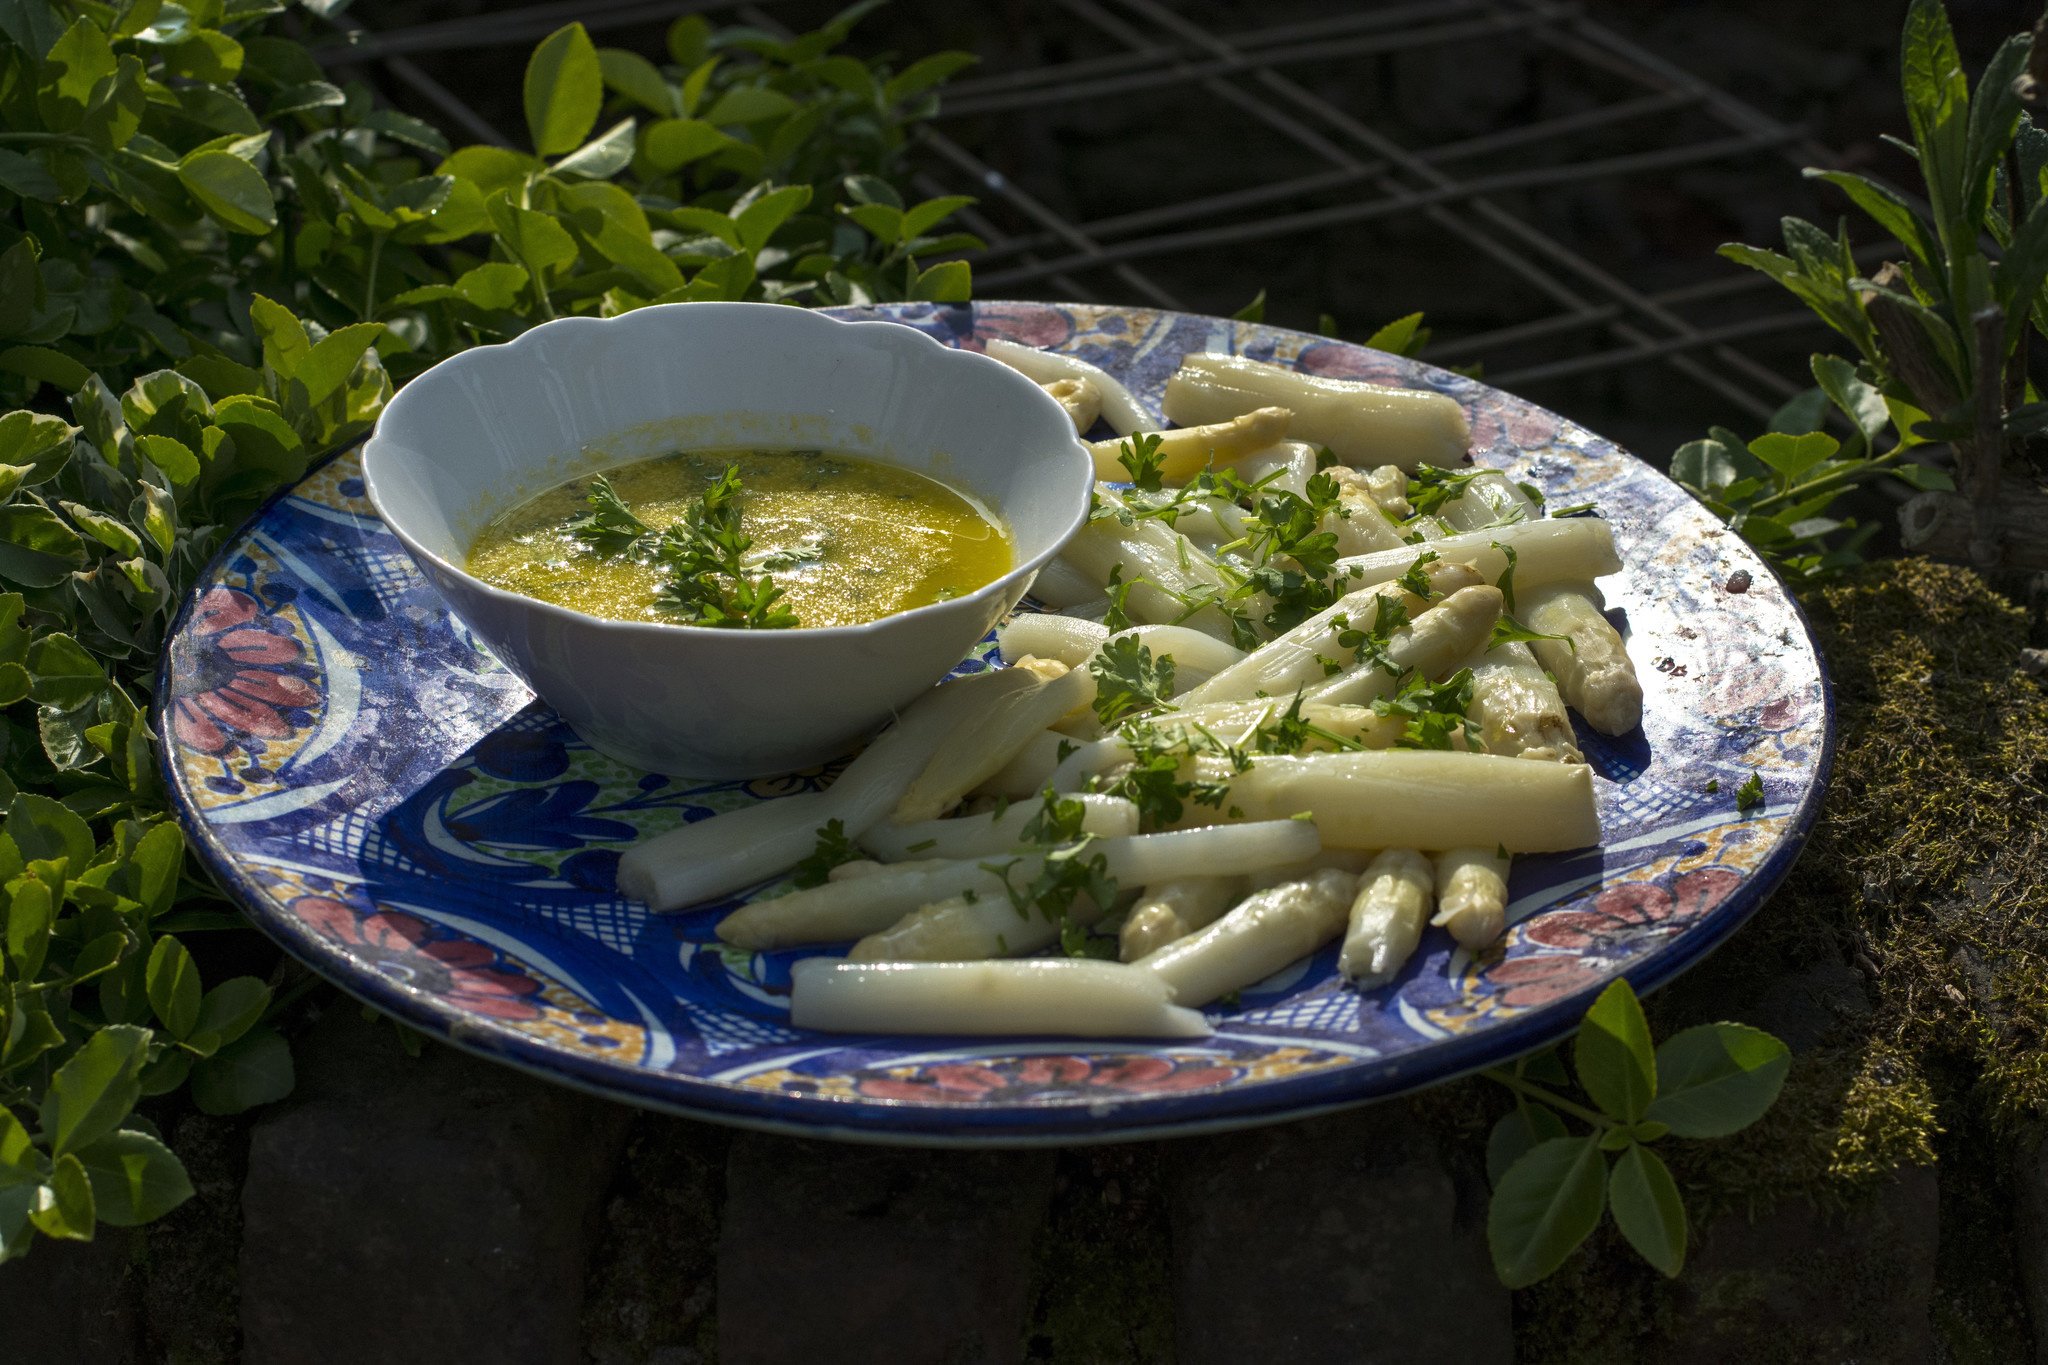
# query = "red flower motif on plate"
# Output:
<box><xmin>1521</xmin><ymin>867</ymin><xmax>1743</xmax><ymax>955</ymax></box>
<box><xmin>170</xmin><ymin>587</ymin><xmax>317</xmax><ymax>756</ymax></box>
<box><xmin>292</xmin><ymin>896</ymin><xmax>544</xmax><ymax>1021</ymax></box>
<box><xmin>855</xmin><ymin>1051</ymin><xmax>1240</xmax><ymax>1103</ymax></box>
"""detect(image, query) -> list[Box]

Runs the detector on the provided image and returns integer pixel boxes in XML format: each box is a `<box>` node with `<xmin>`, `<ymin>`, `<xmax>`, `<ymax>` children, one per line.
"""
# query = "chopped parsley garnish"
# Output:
<box><xmin>1089</xmin><ymin>635</ymin><xmax>1176</xmax><ymax>726</ymax></box>
<box><xmin>1550</xmin><ymin>501</ymin><xmax>1600</xmax><ymax>518</ymax></box>
<box><xmin>1704</xmin><ymin>778</ymin><xmax>1721</xmax><ymax>794</ymax></box>
<box><xmin>1102</xmin><ymin>563</ymin><xmax>1136</xmax><ymax>632</ymax></box>
<box><xmin>1372</xmin><ymin>668</ymin><xmax>1480</xmax><ymax>750</ymax></box>
<box><xmin>1405</xmin><ymin>464</ymin><xmax>1485</xmax><ymax>518</ymax></box>
<box><xmin>1736</xmin><ymin>773</ymin><xmax>1764</xmax><ymax>812</ymax></box>
<box><xmin>790</xmin><ymin>819</ymin><xmax>860</xmax><ymax>888</ymax></box>
<box><xmin>1488</xmin><ymin>611</ymin><xmax>1574</xmax><ymax>654</ymax></box>
<box><xmin>1394</xmin><ymin>550</ymin><xmax>1439</xmax><ymax>599</ymax></box>
<box><xmin>1116</xmin><ymin>431</ymin><xmax>1167</xmax><ymax>491</ymax></box>
<box><xmin>1092</xmin><ymin>719</ymin><xmax>1247</xmax><ymax>829</ymax></box>
<box><xmin>572</xmin><ymin>469</ymin><xmax>801</xmax><ymax>627</ymax></box>
<box><xmin>1020</xmin><ymin>788</ymin><xmax>1089</xmax><ymax>846</ymax></box>
<box><xmin>1492</xmin><ymin>540</ymin><xmax>1519</xmax><ymax>612</ymax></box>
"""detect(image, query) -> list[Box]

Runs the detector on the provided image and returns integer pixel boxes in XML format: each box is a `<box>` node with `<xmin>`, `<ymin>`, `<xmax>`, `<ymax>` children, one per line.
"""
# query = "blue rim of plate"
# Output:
<box><xmin>155</xmin><ymin>301</ymin><xmax>1834</xmax><ymax>1145</ymax></box>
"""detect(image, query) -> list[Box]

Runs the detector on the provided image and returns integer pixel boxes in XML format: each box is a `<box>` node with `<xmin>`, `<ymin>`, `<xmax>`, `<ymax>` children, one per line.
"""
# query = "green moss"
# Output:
<box><xmin>1513</xmin><ymin>558</ymin><xmax>2045</xmax><ymax>1360</ymax></box>
<box><xmin>1020</xmin><ymin>1146</ymin><xmax>1176</xmax><ymax>1363</ymax></box>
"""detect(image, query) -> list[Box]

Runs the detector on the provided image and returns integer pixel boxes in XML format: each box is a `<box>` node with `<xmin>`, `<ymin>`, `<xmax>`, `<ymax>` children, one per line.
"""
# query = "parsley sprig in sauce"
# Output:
<box><xmin>569</xmin><ymin>467</ymin><xmax>799</xmax><ymax>629</ymax></box>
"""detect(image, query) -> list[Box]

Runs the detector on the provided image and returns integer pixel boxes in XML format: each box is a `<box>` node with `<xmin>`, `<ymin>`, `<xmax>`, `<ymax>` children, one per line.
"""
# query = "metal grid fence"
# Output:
<box><xmin>320</xmin><ymin>0</ymin><xmax>1852</xmax><ymax>433</ymax></box>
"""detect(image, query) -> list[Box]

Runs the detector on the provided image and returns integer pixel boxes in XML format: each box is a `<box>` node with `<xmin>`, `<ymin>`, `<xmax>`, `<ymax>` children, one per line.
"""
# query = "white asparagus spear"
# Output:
<box><xmin>1147</xmin><ymin>699</ymin><xmax>1407</xmax><ymax>752</ymax></box>
<box><xmin>1046</xmin><ymin>734</ymin><xmax>1135</xmax><ymax>794</ymax></box>
<box><xmin>1519</xmin><ymin>583</ymin><xmax>1644</xmax><ymax>736</ymax></box>
<box><xmin>829</xmin><ymin>857</ymin><xmax>953</xmax><ymax>881</ymax></box>
<box><xmin>1339</xmin><ymin>848</ymin><xmax>1434</xmax><ymax>986</ymax></box>
<box><xmin>1332</xmin><ymin>518</ymin><xmax>1621</xmax><ymax>591</ymax></box>
<box><xmin>1325</xmin><ymin>465</ymin><xmax>1411</xmax><ymax>555</ymax></box>
<box><xmin>1061</xmin><ymin>490</ymin><xmax>1250</xmax><ymax>642</ymax></box>
<box><xmin>893</xmin><ymin>661</ymin><xmax>1096</xmax><ymax>823</ymax></box>
<box><xmin>1117</xmin><ymin>876</ymin><xmax>1248</xmax><ymax>961</ymax></box>
<box><xmin>1136</xmin><ymin>868</ymin><xmax>1359</xmax><ymax>1008</ymax></box>
<box><xmin>1435</xmin><ymin>473</ymin><xmax>1642</xmax><ymax>735</ymax></box>
<box><xmin>1433</xmin><ymin>846</ymin><xmax>1512</xmax><ymax>951</ymax></box>
<box><xmin>1086</xmin><ymin>407</ymin><xmax>1292</xmax><ymax>483</ymax></box>
<box><xmin>1462</xmin><ymin>639</ymin><xmax>1583</xmax><ymax>762</ymax></box>
<box><xmin>618</xmin><ymin>669</ymin><xmax>1007</xmax><ymax>910</ymax></box>
<box><xmin>860</xmin><ymin>794</ymin><xmax>1138</xmax><ymax>862</ymax></box>
<box><xmin>1302</xmin><ymin>584</ymin><xmax>1503</xmax><ymax>707</ymax></box>
<box><xmin>975</xmin><ymin>729</ymin><xmax>1068</xmax><ymax>800</ymax></box>
<box><xmin>1234</xmin><ymin>440</ymin><xmax>1320</xmax><ymax>499</ymax></box>
<box><xmin>1229</xmin><ymin>750</ymin><xmax>1600</xmax><ymax>852</ymax></box>
<box><xmin>983</xmin><ymin>338</ymin><xmax>1153</xmax><ymax>436</ymax></box>
<box><xmin>998</xmin><ymin>614</ymin><xmax>1110</xmax><ymax>668</ymax></box>
<box><xmin>789</xmin><ymin>957</ymin><xmax>1210</xmax><ymax>1039</ymax></box>
<box><xmin>1032</xmin><ymin>554</ymin><xmax>1105</xmax><ymax>608</ymax></box>
<box><xmin>1162</xmin><ymin>353</ymin><xmax>1468</xmax><ymax>469</ymax></box>
<box><xmin>1176</xmin><ymin>581</ymin><xmax>1419</xmax><ymax>707</ymax></box>
<box><xmin>725</xmin><ymin>820</ymin><xmax>1320</xmax><ymax>952</ymax></box>
<box><xmin>1039</xmin><ymin>376</ymin><xmax>1101</xmax><ymax>433</ymax></box>
<box><xmin>1364</xmin><ymin>464</ymin><xmax>1415</xmax><ymax>517</ymax></box>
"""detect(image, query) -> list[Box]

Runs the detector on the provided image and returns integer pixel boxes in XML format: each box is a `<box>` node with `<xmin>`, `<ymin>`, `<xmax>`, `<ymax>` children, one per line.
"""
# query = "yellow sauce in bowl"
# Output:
<box><xmin>466</xmin><ymin>448</ymin><xmax>1013</xmax><ymax>628</ymax></box>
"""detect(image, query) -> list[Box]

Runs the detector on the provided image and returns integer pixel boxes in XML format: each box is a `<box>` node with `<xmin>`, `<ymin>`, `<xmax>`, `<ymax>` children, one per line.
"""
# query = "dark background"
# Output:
<box><xmin>330</xmin><ymin>0</ymin><xmax>2039</xmax><ymax>467</ymax></box>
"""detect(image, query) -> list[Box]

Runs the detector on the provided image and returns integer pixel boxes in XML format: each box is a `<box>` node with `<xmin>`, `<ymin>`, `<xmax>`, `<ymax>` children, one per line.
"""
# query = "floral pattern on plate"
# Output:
<box><xmin>156</xmin><ymin>302</ymin><xmax>1831</xmax><ymax>1143</ymax></box>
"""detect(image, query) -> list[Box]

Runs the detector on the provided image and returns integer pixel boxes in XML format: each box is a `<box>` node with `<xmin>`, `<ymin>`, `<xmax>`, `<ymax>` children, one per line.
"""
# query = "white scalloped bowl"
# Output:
<box><xmin>361</xmin><ymin>302</ymin><xmax>1093</xmax><ymax>777</ymax></box>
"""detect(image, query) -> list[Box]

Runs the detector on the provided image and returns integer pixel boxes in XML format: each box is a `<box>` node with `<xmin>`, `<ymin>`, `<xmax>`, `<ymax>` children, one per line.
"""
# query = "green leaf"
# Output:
<box><xmin>1231</xmin><ymin>289</ymin><xmax>1267</xmax><ymax>323</ymax></box>
<box><xmin>598</xmin><ymin>48</ymin><xmax>675</xmax><ymax>116</ymax></box>
<box><xmin>5</xmin><ymin>876</ymin><xmax>52</xmax><ymax>978</ymax></box>
<box><xmin>190</xmin><ymin>1026</ymin><xmax>293</xmax><ymax>1115</ymax></box>
<box><xmin>185</xmin><ymin>975</ymin><xmax>269</xmax><ymax>1056</ymax></box>
<box><xmin>6</xmin><ymin>792</ymin><xmax>93</xmax><ymax>878</ymax></box>
<box><xmin>640</xmin><ymin>117</ymin><xmax>730</xmax><ymax>173</ymax></box>
<box><xmin>1747</xmin><ymin>431</ymin><xmax>1839</xmax><ymax>482</ymax></box>
<box><xmin>883</xmin><ymin>51</ymin><xmax>976</xmax><ymax>106</ymax></box>
<box><xmin>76</xmin><ymin>1128</ymin><xmax>191</xmax><ymax>1226</ymax></box>
<box><xmin>553</xmin><ymin>117</ymin><xmax>637</xmax><ymax>180</ymax></box>
<box><xmin>524</xmin><ymin>22</ymin><xmax>604</xmax><ymax>157</ymax></box>
<box><xmin>268</xmin><ymin>79</ymin><xmax>346</xmax><ymax>117</ymax></box>
<box><xmin>734</xmin><ymin>184</ymin><xmax>812</xmax><ymax>254</ymax></box>
<box><xmin>1804</xmin><ymin>169</ymin><xmax>1937</xmax><ymax>266</ymax></box>
<box><xmin>1608</xmin><ymin>1143</ymin><xmax>1686</xmax><ymax>1277</ymax></box>
<box><xmin>0</xmin><ymin>1106</ymin><xmax>31</xmax><ymax>1177</ymax></box>
<box><xmin>145</xmin><ymin>937</ymin><xmax>201</xmax><ymax>1039</ymax></box>
<box><xmin>40</xmin><ymin>1023</ymin><xmax>150</xmax><ymax>1158</ymax></box>
<box><xmin>487</xmin><ymin>199</ymin><xmax>578</xmax><ymax>277</ymax></box>
<box><xmin>1644</xmin><ymin>1022</ymin><xmax>1791</xmax><ymax>1138</ymax></box>
<box><xmin>1575</xmin><ymin>978</ymin><xmax>1656</xmax><ymax>1123</ymax></box>
<box><xmin>1486</xmin><ymin>1102</ymin><xmax>1568</xmax><ymax>1184</ymax></box>
<box><xmin>292</xmin><ymin>323</ymin><xmax>385</xmax><ymax>410</ymax></box>
<box><xmin>1890</xmin><ymin>461</ymin><xmax>1956</xmax><ymax>492</ymax></box>
<box><xmin>0</xmin><ymin>344</ymin><xmax>91</xmax><ymax>392</ymax></box>
<box><xmin>133</xmin><ymin>433</ymin><xmax>198</xmax><ymax>485</ymax></box>
<box><xmin>1810</xmin><ymin>354</ymin><xmax>1889</xmax><ymax>449</ymax></box>
<box><xmin>0</xmin><ymin>502</ymin><xmax>87</xmax><ymax>587</ymax></box>
<box><xmin>1766</xmin><ymin>386</ymin><xmax>1828</xmax><ymax>436</ymax></box>
<box><xmin>177</xmin><ymin>150</ymin><xmax>278</xmax><ymax>235</ymax></box>
<box><xmin>1488</xmin><ymin>1135</ymin><xmax>1607</xmax><ymax>1289</ymax></box>
<box><xmin>453</xmin><ymin>262</ymin><xmax>529</xmax><ymax>311</ymax></box>
<box><xmin>900</xmin><ymin>195</ymin><xmax>975</xmax><ymax>243</ymax></box>
<box><xmin>437</xmin><ymin>144</ymin><xmax>541</xmax><ymax>197</ymax></box>
<box><xmin>703</xmin><ymin>86</ymin><xmax>796</xmax><ymax>126</ymax></box>
<box><xmin>0</xmin><ymin>412</ymin><xmax>74</xmax><ymax>484</ymax></box>
<box><xmin>910</xmin><ymin>260</ymin><xmax>971</xmax><ymax>303</ymax></box>
<box><xmin>26</xmin><ymin>632</ymin><xmax>104</xmax><ymax>709</ymax></box>
<box><xmin>27</xmin><ymin>1153</ymin><xmax>95</xmax><ymax>1240</ymax></box>
<box><xmin>38</xmin><ymin>15</ymin><xmax>117</xmax><ymax>131</ymax></box>
<box><xmin>1362</xmin><ymin>312</ymin><xmax>1427</xmax><ymax>357</ymax></box>
<box><xmin>0</xmin><ymin>149</ymin><xmax>63</xmax><ymax>203</ymax></box>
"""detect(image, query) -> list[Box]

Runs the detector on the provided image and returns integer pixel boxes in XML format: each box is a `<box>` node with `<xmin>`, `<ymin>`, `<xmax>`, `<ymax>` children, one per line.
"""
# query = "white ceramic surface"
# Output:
<box><xmin>360</xmin><ymin>302</ymin><xmax>1093</xmax><ymax>776</ymax></box>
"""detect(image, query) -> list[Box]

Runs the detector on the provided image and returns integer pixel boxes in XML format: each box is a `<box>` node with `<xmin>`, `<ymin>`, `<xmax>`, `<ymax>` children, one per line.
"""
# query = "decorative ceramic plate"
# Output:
<box><xmin>157</xmin><ymin>302</ymin><xmax>1832</xmax><ymax>1143</ymax></box>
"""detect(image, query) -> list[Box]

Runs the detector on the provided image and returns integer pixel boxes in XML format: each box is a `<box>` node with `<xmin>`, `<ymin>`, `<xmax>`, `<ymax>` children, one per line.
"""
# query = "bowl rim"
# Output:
<box><xmin>359</xmin><ymin>300</ymin><xmax>1094</xmax><ymax>640</ymax></box>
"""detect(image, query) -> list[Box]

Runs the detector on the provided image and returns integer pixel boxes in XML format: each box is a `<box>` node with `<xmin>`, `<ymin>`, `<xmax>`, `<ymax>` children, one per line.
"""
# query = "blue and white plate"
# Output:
<box><xmin>157</xmin><ymin>302</ymin><xmax>1832</xmax><ymax>1143</ymax></box>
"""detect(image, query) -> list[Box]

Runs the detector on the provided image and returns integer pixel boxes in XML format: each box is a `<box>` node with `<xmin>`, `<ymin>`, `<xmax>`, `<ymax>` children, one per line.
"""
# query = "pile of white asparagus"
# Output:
<box><xmin>615</xmin><ymin>343</ymin><xmax>1645</xmax><ymax>1040</ymax></box>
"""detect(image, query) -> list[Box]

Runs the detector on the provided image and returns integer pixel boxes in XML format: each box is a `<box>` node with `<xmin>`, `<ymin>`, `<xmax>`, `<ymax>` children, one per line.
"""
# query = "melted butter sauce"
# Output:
<box><xmin>466</xmin><ymin>448</ymin><xmax>1012</xmax><ymax>628</ymax></box>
